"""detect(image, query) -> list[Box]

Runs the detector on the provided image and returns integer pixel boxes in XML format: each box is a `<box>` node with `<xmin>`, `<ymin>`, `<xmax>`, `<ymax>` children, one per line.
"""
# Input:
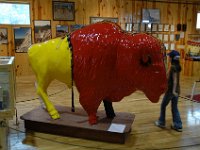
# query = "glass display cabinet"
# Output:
<box><xmin>0</xmin><ymin>56</ymin><xmax>15</xmax><ymax>119</ymax></box>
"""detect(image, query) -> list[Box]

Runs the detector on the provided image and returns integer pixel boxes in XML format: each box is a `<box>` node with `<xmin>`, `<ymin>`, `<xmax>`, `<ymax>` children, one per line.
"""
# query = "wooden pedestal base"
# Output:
<box><xmin>20</xmin><ymin>106</ymin><xmax>135</xmax><ymax>143</ymax></box>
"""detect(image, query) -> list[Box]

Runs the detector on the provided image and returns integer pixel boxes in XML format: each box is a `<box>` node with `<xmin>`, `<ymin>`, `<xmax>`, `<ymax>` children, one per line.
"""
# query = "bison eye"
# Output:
<box><xmin>140</xmin><ymin>55</ymin><xmax>152</xmax><ymax>67</ymax></box>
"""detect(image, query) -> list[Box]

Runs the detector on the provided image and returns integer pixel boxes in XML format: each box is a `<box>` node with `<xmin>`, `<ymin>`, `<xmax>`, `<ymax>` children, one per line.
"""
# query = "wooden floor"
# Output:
<box><xmin>2</xmin><ymin>75</ymin><xmax>200</xmax><ymax>150</ymax></box>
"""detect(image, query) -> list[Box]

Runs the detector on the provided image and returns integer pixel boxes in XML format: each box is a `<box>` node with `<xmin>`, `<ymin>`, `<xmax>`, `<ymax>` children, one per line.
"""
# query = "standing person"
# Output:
<box><xmin>155</xmin><ymin>50</ymin><xmax>182</xmax><ymax>132</ymax></box>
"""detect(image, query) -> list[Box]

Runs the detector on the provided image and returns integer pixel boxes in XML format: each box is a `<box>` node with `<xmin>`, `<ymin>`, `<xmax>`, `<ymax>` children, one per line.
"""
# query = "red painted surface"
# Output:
<box><xmin>70</xmin><ymin>22</ymin><xmax>167</xmax><ymax>124</ymax></box>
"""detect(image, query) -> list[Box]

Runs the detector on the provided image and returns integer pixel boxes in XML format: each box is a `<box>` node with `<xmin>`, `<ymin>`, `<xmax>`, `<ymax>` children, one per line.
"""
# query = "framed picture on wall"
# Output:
<box><xmin>53</xmin><ymin>1</ymin><xmax>75</xmax><ymax>21</ymax></box>
<box><xmin>90</xmin><ymin>17</ymin><xmax>118</xmax><ymax>24</ymax></box>
<box><xmin>152</xmin><ymin>24</ymin><xmax>158</xmax><ymax>32</ymax></box>
<box><xmin>0</xmin><ymin>28</ymin><xmax>8</xmax><ymax>44</ymax></box>
<box><xmin>56</xmin><ymin>25</ymin><xmax>69</xmax><ymax>37</ymax></box>
<box><xmin>164</xmin><ymin>24</ymin><xmax>169</xmax><ymax>32</ymax></box>
<box><xmin>145</xmin><ymin>23</ymin><xmax>152</xmax><ymax>32</ymax></box>
<box><xmin>142</xmin><ymin>9</ymin><xmax>160</xmax><ymax>23</ymax></box>
<box><xmin>158</xmin><ymin>24</ymin><xmax>163</xmax><ymax>31</ymax></box>
<box><xmin>133</xmin><ymin>23</ymin><xmax>140</xmax><ymax>32</ymax></box>
<box><xmin>14</xmin><ymin>27</ymin><xmax>32</xmax><ymax>53</ymax></box>
<box><xmin>34</xmin><ymin>20</ymin><xmax>51</xmax><ymax>43</ymax></box>
<box><xmin>140</xmin><ymin>23</ymin><xmax>146</xmax><ymax>32</ymax></box>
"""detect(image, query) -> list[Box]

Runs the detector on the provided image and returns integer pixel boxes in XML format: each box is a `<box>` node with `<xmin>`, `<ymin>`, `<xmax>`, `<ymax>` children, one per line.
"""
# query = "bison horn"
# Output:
<box><xmin>140</xmin><ymin>55</ymin><xmax>152</xmax><ymax>67</ymax></box>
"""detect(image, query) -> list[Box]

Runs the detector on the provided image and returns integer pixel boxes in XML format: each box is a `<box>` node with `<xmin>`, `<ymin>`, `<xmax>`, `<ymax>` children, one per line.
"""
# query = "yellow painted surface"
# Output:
<box><xmin>28</xmin><ymin>36</ymin><xmax>72</xmax><ymax>119</ymax></box>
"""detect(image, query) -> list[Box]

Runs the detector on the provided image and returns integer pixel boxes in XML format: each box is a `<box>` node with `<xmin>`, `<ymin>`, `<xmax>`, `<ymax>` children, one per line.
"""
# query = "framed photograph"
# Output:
<box><xmin>142</xmin><ymin>9</ymin><xmax>160</xmax><ymax>23</ymax></box>
<box><xmin>125</xmin><ymin>23</ymin><xmax>132</xmax><ymax>32</ymax></box>
<box><xmin>158</xmin><ymin>24</ymin><xmax>163</xmax><ymax>32</ymax></box>
<box><xmin>170</xmin><ymin>25</ymin><xmax>175</xmax><ymax>32</ymax></box>
<box><xmin>0</xmin><ymin>28</ymin><xmax>8</xmax><ymax>44</ymax></box>
<box><xmin>170</xmin><ymin>34</ymin><xmax>175</xmax><ymax>42</ymax></box>
<box><xmin>140</xmin><ymin>23</ymin><xmax>146</xmax><ymax>32</ymax></box>
<box><xmin>70</xmin><ymin>24</ymin><xmax>84</xmax><ymax>32</ymax></box>
<box><xmin>164</xmin><ymin>34</ymin><xmax>169</xmax><ymax>42</ymax></box>
<box><xmin>34</xmin><ymin>20</ymin><xmax>51</xmax><ymax>43</ymax></box>
<box><xmin>90</xmin><ymin>17</ymin><xmax>118</xmax><ymax>24</ymax></box>
<box><xmin>164</xmin><ymin>43</ymin><xmax>169</xmax><ymax>50</ymax></box>
<box><xmin>53</xmin><ymin>1</ymin><xmax>75</xmax><ymax>21</ymax></box>
<box><xmin>14</xmin><ymin>27</ymin><xmax>32</xmax><ymax>53</ymax></box>
<box><xmin>170</xmin><ymin>43</ymin><xmax>175</xmax><ymax>50</ymax></box>
<box><xmin>152</xmin><ymin>24</ymin><xmax>158</xmax><ymax>32</ymax></box>
<box><xmin>164</xmin><ymin>24</ymin><xmax>169</xmax><ymax>32</ymax></box>
<box><xmin>56</xmin><ymin>25</ymin><xmax>69</xmax><ymax>37</ymax></box>
<box><xmin>158</xmin><ymin>33</ymin><xmax>163</xmax><ymax>41</ymax></box>
<box><xmin>145</xmin><ymin>23</ymin><xmax>152</xmax><ymax>32</ymax></box>
<box><xmin>133</xmin><ymin>23</ymin><xmax>140</xmax><ymax>32</ymax></box>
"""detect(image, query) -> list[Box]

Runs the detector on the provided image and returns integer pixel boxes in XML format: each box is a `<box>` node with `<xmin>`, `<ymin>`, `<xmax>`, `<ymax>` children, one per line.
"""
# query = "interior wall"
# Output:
<box><xmin>0</xmin><ymin>0</ymin><xmax>200</xmax><ymax>76</ymax></box>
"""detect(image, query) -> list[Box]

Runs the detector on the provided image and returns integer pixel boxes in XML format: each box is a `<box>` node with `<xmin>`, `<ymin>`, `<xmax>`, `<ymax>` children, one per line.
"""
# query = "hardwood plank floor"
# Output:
<box><xmin>2</xmin><ymin>75</ymin><xmax>200</xmax><ymax>150</ymax></box>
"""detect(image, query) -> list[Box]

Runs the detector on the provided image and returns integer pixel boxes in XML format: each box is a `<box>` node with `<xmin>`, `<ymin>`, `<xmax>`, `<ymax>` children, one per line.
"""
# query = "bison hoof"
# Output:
<box><xmin>49</xmin><ymin>110</ymin><xmax>60</xmax><ymax>119</ymax></box>
<box><xmin>89</xmin><ymin>115</ymin><xmax>97</xmax><ymax>125</ymax></box>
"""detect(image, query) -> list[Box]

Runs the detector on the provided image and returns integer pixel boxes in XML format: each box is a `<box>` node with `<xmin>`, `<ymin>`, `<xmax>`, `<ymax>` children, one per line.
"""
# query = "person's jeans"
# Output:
<box><xmin>158</xmin><ymin>92</ymin><xmax>182</xmax><ymax>129</ymax></box>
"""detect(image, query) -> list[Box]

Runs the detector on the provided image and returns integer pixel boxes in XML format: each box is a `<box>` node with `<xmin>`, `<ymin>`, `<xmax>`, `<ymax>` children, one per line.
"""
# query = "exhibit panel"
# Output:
<box><xmin>0</xmin><ymin>56</ymin><xmax>16</xmax><ymax>150</ymax></box>
<box><xmin>0</xmin><ymin>56</ymin><xmax>15</xmax><ymax>118</ymax></box>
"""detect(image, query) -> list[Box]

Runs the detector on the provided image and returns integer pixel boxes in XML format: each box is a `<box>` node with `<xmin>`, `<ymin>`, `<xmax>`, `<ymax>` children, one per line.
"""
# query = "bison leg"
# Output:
<box><xmin>36</xmin><ymin>79</ymin><xmax>60</xmax><ymax>119</ymax></box>
<box><xmin>79</xmin><ymin>93</ymin><xmax>101</xmax><ymax>125</ymax></box>
<box><xmin>103</xmin><ymin>100</ymin><xmax>116</xmax><ymax>118</ymax></box>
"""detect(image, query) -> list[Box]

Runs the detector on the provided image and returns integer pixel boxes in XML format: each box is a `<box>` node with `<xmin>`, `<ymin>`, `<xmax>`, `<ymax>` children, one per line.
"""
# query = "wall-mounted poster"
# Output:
<box><xmin>158</xmin><ymin>24</ymin><xmax>163</xmax><ymax>31</ymax></box>
<box><xmin>34</xmin><ymin>20</ymin><xmax>51</xmax><ymax>43</ymax></box>
<box><xmin>14</xmin><ymin>27</ymin><xmax>32</xmax><ymax>53</ymax></box>
<box><xmin>170</xmin><ymin>25</ymin><xmax>175</xmax><ymax>32</ymax></box>
<box><xmin>53</xmin><ymin>1</ymin><xmax>75</xmax><ymax>21</ymax></box>
<box><xmin>142</xmin><ymin>9</ymin><xmax>160</xmax><ymax>23</ymax></box>
<box><xmin>56</xmin><ymin>25</ymin><xmax>69</xmax><ymax>37</ymax></box>
<box><xmin>158</xmin><ymin>34</ymin><xmax>163</xmax><ymax>41</ymax></box>
<box><xmin>140</xmin><ymin>23</ymin><xmax>145</xmax><ymax>32</ymax></box>
<box><xmin>133</xmin><ymin>23</ymin><xmax>140</xmax><ymax>32</ymax></box>
<box><xmin>170</xmin><ymin>34</ymin><xmax>175</xmax><ymax>42</ymax></box>
<box><xmin>0</xmin><ymin>28</ymin><xmax>8</xmax><ymax>44</ymax></box>
<box><xmin>90</xmin><ymin>17</ymin><xmax>118</xmax><ymax>24</ymax></box>
<box><xmin>152</xmin><ymin>24</ymin><xmax>158</xmax><ymax>32</ymax></box>
<box><xmin>164</xmin><ymin>24</ymin><xmax>169</xmax><ymax>32</ymax></box>
<box><xmin>146</xmin><ymin>23</ymin><xmax>152</xmax><ymax>32</ymax></box>
<box><xmin>170</xmin><ymin>43</ymin><xmax>175</xmax><ymax>50</ymax></box>
<box><xmin>125</xmin><ymin>23</ymin><xmax>132</xmax><ymax>32</ymax></box>
<box><xmin>164</xmin><ymin>34</ymin><xmax>169</xmax><ymax>42</ymax></box>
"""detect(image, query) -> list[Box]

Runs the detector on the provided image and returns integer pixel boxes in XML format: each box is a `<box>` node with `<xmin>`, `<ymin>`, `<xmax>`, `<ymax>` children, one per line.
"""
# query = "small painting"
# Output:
<box><xmin>142</xmin><ymin>9</ymin><xmax>160</xmax><ymax>23</ymax></box>
<box><xmin>14</xmin><ymin>27</ymin><xmax>32</xmax><ymax>53</ymax></box>
<box><xmin>90</xmin><ymin>17</ymin><xmax>118</xmax><ymax>24</ymax></box>
<box><xmin>56</xmin><ymin>25</ymin><xmax>69</xmax><ymax>37</ymax></box>
<box><xmin>53</xmin><ymin>1</ymin><xmax>75</xmax><ymax>21</ymax></box>
<box><xmin>34</xmin><ymin>20</ymin><xmax>51</xmax><ymax>43</ymax></box>
<box><xmin>0</xmin><ymin>28</ymin><xmax>8</xmax><ymax>44</ymax></box>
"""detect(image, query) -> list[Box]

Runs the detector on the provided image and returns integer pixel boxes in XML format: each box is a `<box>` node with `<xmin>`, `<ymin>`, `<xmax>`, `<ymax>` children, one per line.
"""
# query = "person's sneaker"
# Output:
<box><xmin>154</xmin><ymin>121</ymin><xmax>166</xmax><ymax>128</ymax></box>
<box><xmin>171</xmin><ymin>125</ymin><xmax>182</xmax><ymax>132</ymax></box>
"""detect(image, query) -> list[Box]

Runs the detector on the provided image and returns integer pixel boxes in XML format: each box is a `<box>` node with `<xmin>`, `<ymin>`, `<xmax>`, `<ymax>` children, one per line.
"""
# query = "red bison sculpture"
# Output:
<box><xmin>28</xmin><ymin>22</ymin><xmax>167</xmax><ymax>125</ymax></box>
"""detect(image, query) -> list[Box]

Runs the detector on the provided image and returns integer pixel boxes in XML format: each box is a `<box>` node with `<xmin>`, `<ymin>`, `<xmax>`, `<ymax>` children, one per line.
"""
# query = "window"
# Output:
<box><xmin>0</xmin><ymin>2</ymin><xmax>30</xmax><ymax>25</ymax></box>
<box><xmin>196</xmin><ymin>12</ymin><xmax>200</xmax><ymax>29</ymax></box>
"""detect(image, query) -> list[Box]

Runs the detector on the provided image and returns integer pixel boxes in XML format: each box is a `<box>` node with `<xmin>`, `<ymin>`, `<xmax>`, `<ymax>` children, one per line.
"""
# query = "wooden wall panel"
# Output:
<box><xmin>0</xmin><ymin>0</ymin><xmax>200</xmax><ymax>76</ymax></box>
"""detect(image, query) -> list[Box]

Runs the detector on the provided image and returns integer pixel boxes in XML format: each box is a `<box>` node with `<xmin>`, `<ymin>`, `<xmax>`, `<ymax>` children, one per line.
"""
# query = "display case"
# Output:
<box><xmin>0</xmin><ymin>56</ymin><xmax>15</xmax><ymax>119</ymax></box>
